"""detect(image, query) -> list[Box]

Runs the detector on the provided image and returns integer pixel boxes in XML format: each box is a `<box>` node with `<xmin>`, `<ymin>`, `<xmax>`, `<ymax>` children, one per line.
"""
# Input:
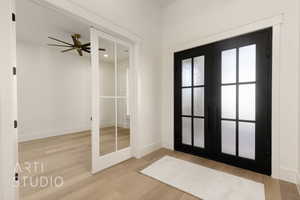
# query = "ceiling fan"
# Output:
<box><xmin>48</xmin><ymin>34</ymin><xmax>105</xmax><ymax>56</ymax></box>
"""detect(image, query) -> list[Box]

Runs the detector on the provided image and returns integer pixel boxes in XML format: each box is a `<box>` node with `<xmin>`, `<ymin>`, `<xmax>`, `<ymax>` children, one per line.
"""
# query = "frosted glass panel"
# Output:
<box><xmin>222</xmin><ymin>49</ymin><xmax>236</xmax><ymax>84</ymax></box>
<box><xmin>182</xmin><ymin>88</ymin><xmax>192</xmax><ymax>115</ymax></box>
<box><xmin>194</xmin><ymin>88</ymin><xmax>204</xmax><ymax>116</ymax></box>
<box><xmin>194</xmin><ymin>56</ymin><xmax>205</xmax><ymax>85</ymax></box>
<box><xmin>194</xmin><ymin>118</ymin><xmax>205</xmax><ymax>148</ymax></box>
<box><xmin>221</xmin><ymin>121</ymin><xmax>236</xmax><ymax>155</ymax></box>
<box><xmin>222</xmin><ymin>85</ymin><xmax>236</xmax><ymax>119</ymax></box>
<box><xmin>239</xmin><ymin>122</ymin><xmax>255</xmax><ymax>160</ymax></box>
<box><xmin>239</xmin><ymin>45</ymin><xmax>256</xmax><ymax>82</ymax></box>
<box><xmin>182</xmin><ymin>117</ymin><xmax>192</xmax><ymax>145</ymax></box>
<box><xmin>182</xmin><ymin>59</ymin><xmax>192</xmax><ymax>87</ymax></box>
<box><xmin>239</xmin><ymin>84</ymin><xmax>256</xmax><ymax>121</ymax></box>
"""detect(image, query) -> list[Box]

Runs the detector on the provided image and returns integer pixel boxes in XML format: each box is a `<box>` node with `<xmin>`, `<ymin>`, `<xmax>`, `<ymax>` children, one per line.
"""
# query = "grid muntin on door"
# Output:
<box><xmin>181</xmin><ymin>56</ymin><xmax>205</xmax><ymax>148</ymax></box>
<box><xmin>220</xmin><ymin>44</ymin><xmax>256</xmax><ymax>160</ymax></box>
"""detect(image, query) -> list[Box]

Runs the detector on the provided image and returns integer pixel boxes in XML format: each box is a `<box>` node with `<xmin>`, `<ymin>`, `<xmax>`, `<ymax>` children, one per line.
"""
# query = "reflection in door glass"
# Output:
<box><xmin>222</xmin><ymin>49</ymin><xmax>236</xmax><ymax>84</ymax></box>
<box><xmin>194</xmin><ymin>118</ymin><xmax>204</xmax><ymax>148</ymax></box>
<box><xmin>182</xmin><ymin>117</ymin><xmax>192</xmax><ymax>145</ymax></box>
<box><xmin>221</xmin><ymin>85</ymin><xmax>236</xmax><ymax>119</ymax></box>
<box><xmin>221</xmin><ymin>120</ymin><xmax>236</xmax><ymax>155</ymax></box>
<box><xmin>239</xmin><ymin>122</ymin><xmax>255</xmax><ymax>160</ymax></box>
<box><xmin>239</xmin><ymin>84</ymin><xmax>256</xmax><ymax>121</ymax></box>
<box><xmin>182</xmin><ymin>59</ymin><xmax>192</xmax><ymax>87</ymax></box>
<box><xmin>194</xmin><ymin>87</ymin><xmax>204</xmax><ymax>116</ymax></box>
<box><xmin>182</xmin><ymin>88</ymin><xmax>192</xmax><ymax>115</ymax></box>
<box><xmin>99</xmin><ymin>98</ymin><xmax>116</xmax><ymax>156</ymax></box>
<box><xmin>239</xmin><ymin>44</ymin><xmax>256</xmax><ymax>82</ymax></box>
<box><xmin>194</xmin><ymin>56</ymin><xmax>205</xmax><ymax>85</ymax></box>
<box><xmin>116</xmin><ymin>43</ymin><xmax>130</xmax><ymax>151</ymax></box>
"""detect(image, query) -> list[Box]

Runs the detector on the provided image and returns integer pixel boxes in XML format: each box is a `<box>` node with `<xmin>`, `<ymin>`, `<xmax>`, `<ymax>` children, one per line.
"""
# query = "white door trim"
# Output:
<box><xmin>169</xmin><ymin>14</ymin><xmax>284</xmax><ymax>179</ymax></box>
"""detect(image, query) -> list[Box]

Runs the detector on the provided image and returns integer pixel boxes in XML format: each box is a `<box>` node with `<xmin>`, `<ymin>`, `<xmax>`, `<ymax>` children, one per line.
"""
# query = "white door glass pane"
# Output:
<box><xmin>117</xmin><ymin>99</ymin><xmax>130</xmax><ymax>151</ymax></box>
<box><xmin>194</xmin><ymin>118</ymin><xmax>205</xmax><ymax>148</ymax></box>
<box><xmin>239</xmin><ymin>122</ymin><xmax>255</xmax><ymax>160</ymax></box>
<box><xmin>182</xmin><ymin>88</ymin><xmax>192</xmax><ymax>115</ymax></box>
<box><xmin>99</xmin><ymin>37</ymin><xmax>115</xmax><ymax>96</ymax></box>
<box><xmin>182</xmin><ymin>117</ymin><xmax>192</xmax><ymax>145</ymax></box>
<box><xmin>239</xmin><ymin>84</ymin><xmax>256</xmax><ymax>121</ymax></box>
<box><xmin>221</xmin><ymin>121</ymin><xmax>236</xmax><ymax>155</ymax></box>
<box><xmin>222</xmin><ymin>85</ymin><xmax>236</xmax><ymax>119</ymax></box>
<box><xmin>99</xmin><ymin>98</ymin><xmax>116</xmax><ymax>156</ymax></box>
<box><xmin>194</xmin><ymin>88</ymin><xmax>204</xmax><ymax>116</ymax></box>
<box><xmin>182</xmin><ymin>58</ymin><xmax>192</xmax><ymax>87</ymax></box>
<box><xmin>239</xmin><ymin>44</ymin><xmax>256</xmax><ymax>82</ymax></box>
<box><xmin>222</xmin><ymin>49</ymin><xmax>236</xmax><ymax>84</ymax></box>
<box><xmin>194</xmin><ymin>56</ymin><xmax>205</xmax><ymax>85</ymax></box>
<box><xmin>117</xmin><ymin>43</ymin><xmax>129</xmax><ymax>97</ymax></box>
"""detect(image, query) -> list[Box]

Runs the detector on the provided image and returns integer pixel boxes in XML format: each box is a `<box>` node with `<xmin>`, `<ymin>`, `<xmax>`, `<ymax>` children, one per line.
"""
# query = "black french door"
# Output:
<box><xmin>174</xmin><ymin>28</ymin><xmax>272</xmax><ymax>175</ymax></box>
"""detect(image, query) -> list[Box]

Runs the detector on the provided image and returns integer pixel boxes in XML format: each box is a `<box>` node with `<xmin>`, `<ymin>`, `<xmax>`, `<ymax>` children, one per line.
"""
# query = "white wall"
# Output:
<box><xmin>161</xmin><ymin>0</ymin><xmax>299</xmax><ymax>183</ymax></box>
<box><xmin>17</xmin><ymin>41</ymin><xmax>91</xmax><ymax>141</ymax></box>
<box><xmin>65</xmin><ymin>0</ymin><xmax>163</xmax><ymax>154</ymax></box>
<box><xmin>17</xmin><ymin>41</ymin><xmax>129</xmax><ymax>142</ymax></box>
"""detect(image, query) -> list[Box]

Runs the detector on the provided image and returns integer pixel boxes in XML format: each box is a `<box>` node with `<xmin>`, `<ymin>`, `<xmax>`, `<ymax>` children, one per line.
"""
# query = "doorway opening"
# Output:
<box><xmin>174</xmin><ymin>28</ymin><xmax>272</xmax><ymax>175</ymax></box>
<box><xmin>16</xmin><ymin>0</ymin><xmax>133</xmax><ymax>198</ymax></box>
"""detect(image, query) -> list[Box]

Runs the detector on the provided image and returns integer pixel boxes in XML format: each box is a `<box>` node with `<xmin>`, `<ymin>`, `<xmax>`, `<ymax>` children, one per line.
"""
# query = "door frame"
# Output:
<box><xmin>174</xmin><ymin>28</ymin><xmax>273</xmax><ymax>175</ymax></box>
<box><xmin>2</xmin><ymin>0</ymin><xmax>142</xmax><ymax>199</ymax></box>
<box><xmin>90</xmin><ymin>28</ymin><xmax>134</xmax><ymax>173</ymax></box>
<box><xmin>170</xmin><ymin>14</ymin><xmax>283</xmax><ymax>179</ymax></box>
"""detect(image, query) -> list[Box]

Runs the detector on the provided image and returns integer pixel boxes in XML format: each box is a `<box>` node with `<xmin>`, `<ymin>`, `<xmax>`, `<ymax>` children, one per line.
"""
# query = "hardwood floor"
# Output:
<box><xmin>19</xmin><ymin>131</ymin><xmax>300</xmax><ymax>200</ymax></box>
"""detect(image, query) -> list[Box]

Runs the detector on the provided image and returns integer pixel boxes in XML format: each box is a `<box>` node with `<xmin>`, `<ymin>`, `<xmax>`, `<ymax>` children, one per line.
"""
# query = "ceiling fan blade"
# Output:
<box><xmin>77</xmin><ymin>49</ymin><xmax>83</xmax><ymax>56</ymax></box>
<box><xmin>48</xmin><ymin>44</ymin><xmax>73</xmax><ymax>47</ymax></box>
<box><xmin>84</xmin><ymin>47</ymin><xmax>106</xmax><ymax>51</ymax></box>
<box><xmin>61</xmin><ymin>47</ymin><xmax>76</xmax><ymax>53</ymax></box>
<box><xmin>81</xmin><ymin>43</ymin><xmax>90</xmax><ymax>47</ymax></box>
<box><xmin>82</xmin><ymin>48</ymin><xmax>91</xmax><ymax>53</ymax></box>
<box><xmin>48</xmin><ymin>37</ymin><xmax>73</xmax><ymax>46</ymax></box>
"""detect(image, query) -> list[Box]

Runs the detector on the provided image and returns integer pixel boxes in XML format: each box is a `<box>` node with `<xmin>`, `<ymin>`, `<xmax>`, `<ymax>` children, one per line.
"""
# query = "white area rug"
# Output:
<box><xmin>141</xmin><ymin>156</ymin><xmax>265</xmax><ymax>200</ymax></box>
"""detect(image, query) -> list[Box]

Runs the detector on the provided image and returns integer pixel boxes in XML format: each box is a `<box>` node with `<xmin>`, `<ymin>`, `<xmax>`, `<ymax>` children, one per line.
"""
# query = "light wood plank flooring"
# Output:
<box><xmin>19</xmin><ymin>131</ymin><xmax>300</xmax><ymax>200</ymax></box>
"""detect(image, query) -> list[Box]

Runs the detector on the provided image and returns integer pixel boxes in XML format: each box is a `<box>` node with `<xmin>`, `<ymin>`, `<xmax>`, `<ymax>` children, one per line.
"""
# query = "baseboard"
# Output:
<box><xmin>18</xmin><ymin>126</ymin><xmax>90</xmax><ymax>142</ymax></box>
<box><xmin>278</xmin><ymin>167</ymin><xmax>297</xmax><ymax>184</ymax></box>
<box><xmin>297</xmin><ymin>173</ymin><xmax>300</xmax><ymax>195</ymax></box>
<box><xmin>137</xmin><ymin>142</ymin><xmax>162</xmax><ymax>158</ymax></box>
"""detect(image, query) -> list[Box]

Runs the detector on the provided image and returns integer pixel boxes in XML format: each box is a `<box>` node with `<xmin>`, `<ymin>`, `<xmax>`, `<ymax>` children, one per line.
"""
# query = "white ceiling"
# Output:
<box><xmin>154</xmin><ymin>0</ymin><xmax>177</xmax><ymax>7</ymax></box>
<box><xmin>16</xmin><ymin>0</ymin><xmax>129</xmax><ymax>62</ymax></box>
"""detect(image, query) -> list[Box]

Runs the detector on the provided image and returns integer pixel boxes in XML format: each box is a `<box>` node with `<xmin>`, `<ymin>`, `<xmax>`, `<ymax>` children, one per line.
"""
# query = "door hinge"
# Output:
<box><xmin>14</xmin><ymin>120</ymin><xmax>18</xmax><ymax>129</ymax></box>
<box><xmin>15</xmin><ymin>172</ymin><xmax>19</xmax><ymax>181</ymax></box>
<box><xmin>12</xmin><ymin>13</ymin><xmax>16</xmax><ymax>22</ymax></box>
<box><xmin>13</xmin><ymin>67</ymin><xmax>17</xmax><ymax>75</ymax></box>
<box><xmin>90</xmin><ymin>116</ymin><xmax>92</xmax><ymax>121</ymax></box>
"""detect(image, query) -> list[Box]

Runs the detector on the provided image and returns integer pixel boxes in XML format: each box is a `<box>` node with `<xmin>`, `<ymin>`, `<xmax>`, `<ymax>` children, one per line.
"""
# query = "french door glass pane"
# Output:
<box><xmin>194</xmin><ymin>118</ymin><xmax>205</xmax><ymax>148</ymax></box>
<box><xmin>239</xmin><ymin>44</ymin><xmax>256</xmax><ymax>82</ymax></box>
<box><xmin>239</xmin><ymin>84</ymin><xmax>256</xmax><ymax>120</ymax></box>
<box><xmin>117</xmin><ymin>43</ymin><xmax>129</xmax><ymax>97</ymax></box>
<box><xmin>117</xmin><ymin>99</ymin><xmax>130</xmax><ymax>150</ymax></box>
<box><xmin>99</xmin><ymin>37</ymin><xmax>115</xmax><ymax>97</ymax></box>
<box><xmin>194</xmin><ymin>87</ymin><xmax>204</xmax><ymax>116</ymax></box>
<box><xmin>222</xmin><ymin>49</ymin><xmax>236</xmax><ymax>84</ymax></box>
<box><xmin>194</xmin><ymin>56</ymin><xmax>205</xmax><ymax>85</ymax></box>
<box><xmin>182</xmin><ymin>58</ymin><xmax>192</xmax><ymax>87</ymax></box>
<box><xmin>221</xmin><ymin>120</ymin><xmax>236</xmax><ymax>155</ymax></box>
<box><xmin>99</xmin><ymin>98</ymin><xmax>116</xmax><ymax>156</ymax></box>
<box><xmin>182</xmin><ymin>88</ymin><xmax>192</xmax><ymax>115</ymax></box>
<box><xmin>221</xmin><ymin>85</ymin><xmax>236</xmax><ymax>119</ymax></box>
<box><xmin>182</xmin><ymin>117</ymin><xmax>192</xmax><ymax>145</ymax></box>
<box><xmin>239</xmin><ymin>122</ymin><xmax>255</xmax><ymax>159</ymax></box>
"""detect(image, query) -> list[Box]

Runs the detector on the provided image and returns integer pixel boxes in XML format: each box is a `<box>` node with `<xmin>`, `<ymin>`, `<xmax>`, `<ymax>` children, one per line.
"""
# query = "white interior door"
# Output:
<box><xmin>91</xmin><ymin>28</ymin><xmax>132</xmax><ymax>173</ymax></box>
